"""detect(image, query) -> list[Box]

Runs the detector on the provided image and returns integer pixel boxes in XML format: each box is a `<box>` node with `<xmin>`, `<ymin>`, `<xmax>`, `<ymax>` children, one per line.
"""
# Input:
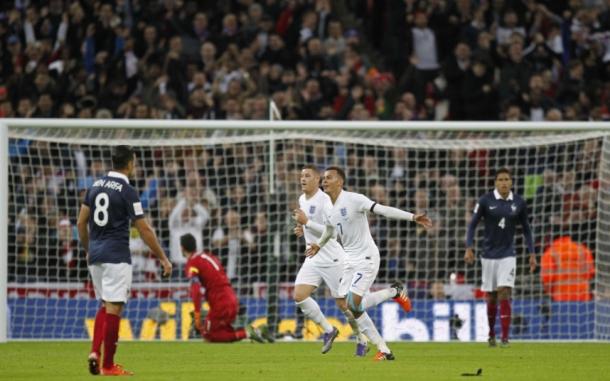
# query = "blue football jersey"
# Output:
<box><xmin>466</xmin><ymin>190</ymin><xmax>534</xmax><ymax>259</ymax></box>
<box><xmin>83</xmin><ymin>171</ymin><xmax>144</xmax><ymax>264</ymax></box>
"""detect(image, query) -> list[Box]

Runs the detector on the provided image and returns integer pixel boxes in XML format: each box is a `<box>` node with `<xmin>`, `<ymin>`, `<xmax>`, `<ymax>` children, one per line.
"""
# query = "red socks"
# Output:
<box><xmin>500</xmin><ymin>299</ymin><xmax>511</xmax><ymax>341</ymax></box>
<box><xmin>102</xmin><ymin>314</ymin><xmax>121</xmax><ymax>369</ymax></box>
<box><xmin>487</xmin><ymin>301</ymin><xmax>497</xmax><ymax>338</ymax></box>
<box><xmin>91</xmin><ymin>306</ymin><xmax>106</xmax><ymax>356</ymax></box>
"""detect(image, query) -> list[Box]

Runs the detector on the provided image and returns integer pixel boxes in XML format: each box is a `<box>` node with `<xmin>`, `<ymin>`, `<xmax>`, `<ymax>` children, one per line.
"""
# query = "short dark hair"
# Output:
<box><xmin>302</xmin><ymin>164</ymin><xmax>319</xmax><ymax>174</ymax></box>
<box><xmin>112</xmin><ymin>145</ymin><xmax>135</xmax><ymax>170</ymax></box>
<box><xmin>495</xmin><ymin>167</ymin><xmax>512</xmax><ymax>180</ymax></box>
<box><xmin>180</xmin><ymin>233</ymin><xmax>197</xmax><ymax>253</ymax></box>
<box><xmin>326</xmin><ymin>166</ymin><xmax>346</xmax><ymax>183</ymax></box>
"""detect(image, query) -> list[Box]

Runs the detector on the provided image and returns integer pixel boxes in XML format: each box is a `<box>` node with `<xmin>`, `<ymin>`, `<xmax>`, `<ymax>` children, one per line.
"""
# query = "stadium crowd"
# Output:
<box><xmin>3</xmin><ymin>0</ymin><xmax>603</xmax><ymax>301</ymax></box>
<box><xmin>1</xmin><ymin>0</ymin><xmax>610</xmax><ymax>121</ymax></box>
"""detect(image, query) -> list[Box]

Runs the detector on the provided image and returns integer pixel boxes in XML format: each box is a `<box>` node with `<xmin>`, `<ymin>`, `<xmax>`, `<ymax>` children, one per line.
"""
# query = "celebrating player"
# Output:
<box><xmin>292</xmin><ymin>165</ymin><xmax>411</xmax><ymax>356</ymax></box>
<box><xmin>465</xmin><ymin>168</ymin><xmax>537</xmax><ymax>347</ymax></box>
<box><xmin>306</xmin><ymin>166</ymin><xmax>431</xmax><ymax>361</ymax></box>
<box><xmin>180</xmin><ymin>233</ymin><xmax>273</xmax><ymax>343</ymax></box>
<box><xmin>78</xmin><ymin>145</ymin><xmax>172</xmax><ymax>376</ymax></box>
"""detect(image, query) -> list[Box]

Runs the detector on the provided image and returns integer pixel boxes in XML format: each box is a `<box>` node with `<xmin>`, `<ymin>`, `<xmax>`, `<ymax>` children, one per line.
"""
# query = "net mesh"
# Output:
<box><xmin>4</xmin><ymin>124</ymin><xmax>609</xmax><ymax>341</ymax></box>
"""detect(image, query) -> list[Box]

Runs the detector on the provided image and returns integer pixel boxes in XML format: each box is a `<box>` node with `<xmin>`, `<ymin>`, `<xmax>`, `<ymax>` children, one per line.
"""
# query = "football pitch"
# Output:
<box><xmin>1</xmin><ymin>342</ymin><xmax>609</xmax><ymax>381</ymax></box>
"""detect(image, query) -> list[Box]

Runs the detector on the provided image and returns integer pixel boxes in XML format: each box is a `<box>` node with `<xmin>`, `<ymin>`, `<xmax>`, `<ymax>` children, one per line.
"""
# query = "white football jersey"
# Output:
<box><xmin>321</xmin><ymin>190</ymin><xmax>379</xmax><ymax>263</ymax></box>
<box><xmin>300</xmin><ymin>190</ymin><xmax>345</xmax><ymax>267</ymax></box>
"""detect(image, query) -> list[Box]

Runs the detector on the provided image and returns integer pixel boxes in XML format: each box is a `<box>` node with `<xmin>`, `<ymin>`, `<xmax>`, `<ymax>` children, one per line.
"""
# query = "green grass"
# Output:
<box><xmin>1</xmin><ymin>342</ymin><xmax>609</xmax><ymax>381</ymax></box>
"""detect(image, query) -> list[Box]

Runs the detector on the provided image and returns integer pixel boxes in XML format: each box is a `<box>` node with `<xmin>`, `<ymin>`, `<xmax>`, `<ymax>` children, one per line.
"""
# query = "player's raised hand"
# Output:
<box><xmin>529</xmin><ymin>254</ymin><xmax>538</xmax><ymax>273</ymax></box>
<box><xmin>161</xmin><ymin>258</ymin><xmax>173</xmax><ymax>278</ymax></box>
<box><xmin>414</xmin><ymin>213</ymin><xmax>432</xmax><ymax>229</ymax></box>
<box><xmin>294</xmin><ymin>224</ymin><xmax>304</xmax><ymax>237</ymax></box>
<box><xmin>292</xmin><ymin>208</ymin><xmax>308</xmax><ymax>225</ymax></box>
<box><xmin>464</xmin><ymin>248</ymin><xmax>475</xmax><ymax>265</ymax></box>
<box><xmin>305</xmin><ymin>243</ymin><xmax>320</xmax><ymax>258</ymax></box>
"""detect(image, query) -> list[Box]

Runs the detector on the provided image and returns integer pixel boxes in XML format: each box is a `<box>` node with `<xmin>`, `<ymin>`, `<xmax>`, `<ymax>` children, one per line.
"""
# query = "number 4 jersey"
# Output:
<box><xmin>83</xmin><ymin>171</ymin><xmax>144</xmax><ymax>264</ymax></box>
<box><xmin>466</xmin><ymin>189</ymin><xmax>534</xmax><ymax>260</ymax></box>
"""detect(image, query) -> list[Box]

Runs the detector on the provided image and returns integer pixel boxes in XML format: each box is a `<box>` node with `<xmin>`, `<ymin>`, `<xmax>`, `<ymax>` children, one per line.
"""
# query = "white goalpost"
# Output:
<box><xmin>1</xmin><ymin>118</ymin><xmax>610</xmax><ymax>343</ymax></box>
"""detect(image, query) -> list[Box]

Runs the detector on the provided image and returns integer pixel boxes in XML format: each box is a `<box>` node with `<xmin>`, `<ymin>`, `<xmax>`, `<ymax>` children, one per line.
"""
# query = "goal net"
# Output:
<box><xmin>2</xmin><ymin>120</ymin><xmax>609</xmax><ymax>342</ymax></box>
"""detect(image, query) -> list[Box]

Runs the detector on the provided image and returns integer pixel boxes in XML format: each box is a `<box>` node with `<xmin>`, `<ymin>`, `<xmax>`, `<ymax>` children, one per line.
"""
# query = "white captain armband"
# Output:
<box><xmin>133</xmin><ymin>202</ymin><xmax>144</xmax><ymax>216</ymax></box>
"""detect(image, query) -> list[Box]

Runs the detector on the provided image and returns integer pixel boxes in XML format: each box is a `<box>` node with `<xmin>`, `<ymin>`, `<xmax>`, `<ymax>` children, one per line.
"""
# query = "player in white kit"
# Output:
<box><xmin>293</xmin><ymin>165</ymin><xmax>411</xmax><ymax>356</ymax></box>
<box><xmin>306</xmin><ymin>166</ymin><xmax>432</xmax><ymax>361</ymax></box>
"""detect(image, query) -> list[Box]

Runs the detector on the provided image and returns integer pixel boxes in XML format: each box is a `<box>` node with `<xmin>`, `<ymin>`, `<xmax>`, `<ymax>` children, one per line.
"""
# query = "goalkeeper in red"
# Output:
<box><xmin>181</xmin><ymin>233</ymin><xmax>273</xmax><ymax>343</ymax></box>
<box><xmin>465</xmin><ymin>168</ymin><xmax>537</xmax><ymax>347</ymax></box>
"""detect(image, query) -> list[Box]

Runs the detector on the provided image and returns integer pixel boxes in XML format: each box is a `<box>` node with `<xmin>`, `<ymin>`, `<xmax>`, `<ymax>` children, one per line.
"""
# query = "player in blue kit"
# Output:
<box><xmin>465</xmin><ymin>168</ymin><xmax>537</xmax><ymax>347</ymax></box>
<box><xmin>77</xmin><ymin>145</ymin><xmax>172</xmax><ymax>376</ymax></box>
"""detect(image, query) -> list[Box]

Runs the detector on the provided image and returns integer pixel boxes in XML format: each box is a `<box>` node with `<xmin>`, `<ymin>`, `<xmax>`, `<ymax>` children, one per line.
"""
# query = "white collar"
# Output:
<box><xmin>107</xmin><ymin>171</ymin><xmax>130</xmax><ymax>184</ymax></box>
<box><xmin>494</xmin><ymin>189</ymin><xmax>513</xmax><ymax>200</ymax></box>
<box><xmin>304</xmin><ymin>188</ymin><xmax>320</xmax><ymax>200</ymax></box>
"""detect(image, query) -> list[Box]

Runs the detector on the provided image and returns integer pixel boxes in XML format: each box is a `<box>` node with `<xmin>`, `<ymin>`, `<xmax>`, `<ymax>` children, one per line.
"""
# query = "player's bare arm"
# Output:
<box><xmin>77</xmin><ymin>204</ymin><xmax>90</xmax><ymax>257</ymax></box>
<box><xmin>134</xmin><ymin>218</ymin><xmax>172</xmax><ymax>277</ymax></box>
<box><xmin>529</xmin><ymin>253</ymin><xmax>537</xmax><ymax>273</ymax></box>
<box><xmin>464</xmin><ymin>247</ymin><xmax>475</xmax><ymax>264</ymax></box>
<box><xmin>293</xmin><ymin>224</ymin><xmax>304</xmax><ymax>238</ymax></box>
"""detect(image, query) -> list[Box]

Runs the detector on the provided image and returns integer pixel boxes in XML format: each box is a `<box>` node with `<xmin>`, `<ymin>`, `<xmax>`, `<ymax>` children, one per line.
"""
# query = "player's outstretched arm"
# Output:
<box><xmin>134</xmin><ymin>218</ymin><xmax>172</xmax><ymax>277</ymax></box>
<box><xmin>371</xmin><ymin>204</ymin><xmax>433</xmax><ymax>228</ymax></box>
<box><xmin>77</xmin><ymin>204</ymin><xmax>90</xmax><ymax>256</ymax></box>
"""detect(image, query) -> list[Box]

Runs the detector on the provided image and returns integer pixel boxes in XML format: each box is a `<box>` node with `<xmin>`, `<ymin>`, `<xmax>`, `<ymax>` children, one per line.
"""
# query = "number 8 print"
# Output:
<box><xmin>94</xmin><ymin>193</ymin><xmax>109</xmax><ymax>227</ymax></box>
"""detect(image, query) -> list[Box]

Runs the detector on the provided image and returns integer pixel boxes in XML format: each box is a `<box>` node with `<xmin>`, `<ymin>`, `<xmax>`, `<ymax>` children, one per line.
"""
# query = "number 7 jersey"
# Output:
<box><xmin>83</xmin><ymin>171</ymin><xmax>145</xmax><ymax>265</ymax></box>
<box><xmin>321</xmin><ymin>190</ymin><xmax>379</xmax><ymax>264</ymax></box>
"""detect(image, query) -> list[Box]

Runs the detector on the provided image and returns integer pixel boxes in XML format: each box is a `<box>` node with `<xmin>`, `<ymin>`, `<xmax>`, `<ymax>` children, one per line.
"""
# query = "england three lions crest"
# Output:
<box><xmin>511</xmin><ymin>204</ymin><xmax>517</xmax><ymax>213</ymax></box>
<box><xmin>309</xmin><ymin>205</ymin><xmax>316</xmax><ymax>215</ymax></box>
<box><xmin>340</xmin><ymin>207</ymin><xmax>348</xmax><ymax>217</ymax></box>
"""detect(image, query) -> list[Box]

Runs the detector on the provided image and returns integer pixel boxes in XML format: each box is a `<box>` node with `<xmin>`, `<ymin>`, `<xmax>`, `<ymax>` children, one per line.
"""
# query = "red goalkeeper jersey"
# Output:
<box><xmin>185</xmin><ymin>251</ymin><xmax>236</xmax><ymax>310</ymax></box>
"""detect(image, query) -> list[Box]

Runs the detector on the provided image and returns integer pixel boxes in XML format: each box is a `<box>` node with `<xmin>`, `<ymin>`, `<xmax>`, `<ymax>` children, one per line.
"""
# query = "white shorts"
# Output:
<box><xmin>295</xmin><ymin>261</ymin><xmax>343</xmax><ymax>298</ymax></box>
<box><xmin>338</xmin><ymin>256</ymin><xmax>380</xmax><ymax>297</ymax></box>
<box><xmin>89</xmin><ymin>263</ymin><xmax>133</xmax><ymax>303</ymax></box>
<box><xmin>480</xmin><ymin>256</ymin><xmax>516</xmax><ymax>292</ymax></box>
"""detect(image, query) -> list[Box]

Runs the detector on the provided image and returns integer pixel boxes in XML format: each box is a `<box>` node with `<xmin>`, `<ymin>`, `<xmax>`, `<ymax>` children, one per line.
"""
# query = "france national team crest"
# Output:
<box><xmin>340</xmin><ymin>207</ymin><xmax>348</xmax><ymax>217</ymax></box>
<box><xmin>511</xmin><ymin>204</ymin><xmax>517</xmax><ymax>213</ymax></box>
<box><xmin>309</xmin><ymin>205</ymin><xmax>316</xmax><ymax>215</ymax></box>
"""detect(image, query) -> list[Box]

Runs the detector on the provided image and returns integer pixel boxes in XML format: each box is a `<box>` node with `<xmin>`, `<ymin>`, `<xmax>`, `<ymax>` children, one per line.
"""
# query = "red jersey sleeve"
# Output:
<box><xmin>185</xmin><ymin>257</ymin><xmax>203</xmax><ymax>314</ymax></box>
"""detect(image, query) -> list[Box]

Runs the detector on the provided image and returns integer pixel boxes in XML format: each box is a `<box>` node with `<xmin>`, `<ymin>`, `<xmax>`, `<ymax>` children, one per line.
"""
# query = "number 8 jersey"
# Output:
<box><xmin>83</xmin><ymin>171</ymin><xmax>145</xmax><ymax>264</ymax></box>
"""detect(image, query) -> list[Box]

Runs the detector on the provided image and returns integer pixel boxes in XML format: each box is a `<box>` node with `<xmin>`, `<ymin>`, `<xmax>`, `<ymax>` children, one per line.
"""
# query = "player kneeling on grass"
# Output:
<box><xmin>181</xmin><ymin>233</ymin><xmax>273</xmax><ymax>343</ymax></box>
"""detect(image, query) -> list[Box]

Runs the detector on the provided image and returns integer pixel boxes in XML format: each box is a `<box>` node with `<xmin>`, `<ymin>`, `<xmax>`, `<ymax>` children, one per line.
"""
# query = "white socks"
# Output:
<box><xmin>343</xmin><ymin>309</ymin><xmax>368</xmax><ymax>343</ymax></box>
<box><xmin>356</xmin><ymin>312</ymin><xmax>391</xmax><ymax>353</ymax></box>
<box><xmin>361</xmin><ymin>288</ymin><xmax>396</xmax><ymax>310</ymax></box>
<box><xmin>296</xmin><ymin>297</ymin><xmax>333</xmax><ymax>333</ymax></box>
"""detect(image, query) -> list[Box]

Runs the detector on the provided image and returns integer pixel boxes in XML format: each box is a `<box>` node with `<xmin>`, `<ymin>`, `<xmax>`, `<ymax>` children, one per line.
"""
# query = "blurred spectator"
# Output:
<box><xmin>212</xmin><ymin>209</ymin><xmax>253</xmax><ymax>288</ymax></box>
<box><xmin>168</xmin><ymin>187</ymin><xmax>210</xmax><ymax>264</ymax></box>
<box><xmin>541</xmin><ymin>236</ymin><xmax>595</xmax><ymax>301</ymax></box>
